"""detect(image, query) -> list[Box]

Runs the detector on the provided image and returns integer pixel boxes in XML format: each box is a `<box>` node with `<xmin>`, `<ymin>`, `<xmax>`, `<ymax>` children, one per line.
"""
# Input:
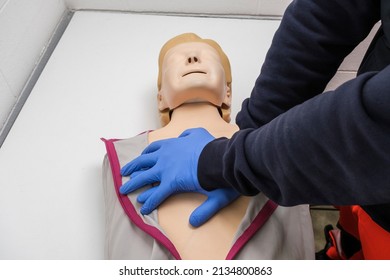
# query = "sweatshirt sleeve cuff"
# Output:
<box><xmin>198</xmin><ymin>137</ymin><xmax>231</xmax><ymax>191</ymax></box>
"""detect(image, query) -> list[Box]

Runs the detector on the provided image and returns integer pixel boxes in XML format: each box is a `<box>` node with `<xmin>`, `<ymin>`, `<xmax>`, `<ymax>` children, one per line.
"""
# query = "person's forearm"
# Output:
<box><xmin>237</xmin><ymin>0</ymin><xmax>380</xmax><ymax>129</ymax></box>
<box><xmin>200</xmin><ymin>66</ymin><xmax>390</xmax><ymax>206</ymax></box>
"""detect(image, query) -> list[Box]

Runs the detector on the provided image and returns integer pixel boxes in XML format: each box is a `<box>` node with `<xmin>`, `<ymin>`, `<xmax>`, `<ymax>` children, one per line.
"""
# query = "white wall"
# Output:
<box><xmin>325</xmin><ymin>22</ymin><xmax>379</xmax><ymax>91</ymax></box>
<box><xmin>0</xmin><ymin>10</ymin><xmax>282</xmax><ymax>259</ymax></box>
<box><xmin>0</xmin><ymin>0</ymin><xmax>376</xmax><ymax>141</ymax></box>
<box><xmin>0</xmin><ymin>0</ymin><xmax>293</xmax><ymax>143</ymax></box>
<box><xmin>64</xmin><ymin>0</ymin><xmax>292</xmax><ymax>16</ymax></box>
<box><xmin>0</xmin><ymin>0</ymin><xmax>378</xmax><ymax>260</ymax></box>
<box><xmin>0</xmin><ymin>0</ymin><xmax>66</xmax><ymax>129</ymax></box>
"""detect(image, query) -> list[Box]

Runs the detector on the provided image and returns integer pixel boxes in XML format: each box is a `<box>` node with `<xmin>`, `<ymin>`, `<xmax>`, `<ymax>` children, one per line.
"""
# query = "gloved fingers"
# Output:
<box><xmin>212</xmin><ymin>188</ymin><xmax>241</xmax><ymax>203</ymax></box>
<box><xmin>178</xmin><ymin>128</ymin><xmax>194</xmax><ymax>137</ymax></box>
<box><xmin>129</xmin><ymin>170</ymin><xmax>144</xmax><ymax>179</ymax></box>
<box><xmin>141</xmin><ymin>138</ymin><xmax>174</xmax><ymax>154</ymax></box>
<box><xmin>121</xmin><ymin>153</ymin><xmax>157</xmax><ymax>176</ymax></box>
<box><xmin>119</xmin><ymin>168</ymin><xmax>160</xmax><ymax>195</ymax></box>
<box><xmin>179</xmin><ymin>127</ymin><xmax>215</xmax><ymax>139</ymax></box>
<box><xmin>139</xmin><ymin>182</ymin><xmax>173</xmax><ymax>215</ymax></box>
<box><xmin>136</xmin><ymin>186</ymin><xmax>158</xmax><ymax>203</ymax></box>
<box><xmin>189</xmin><ymin>198</ymin><xmax>221</xmax><ymax>227</ymax></box>
<box><xmin>189</xmin><ymin>188</ymin><xmax>240</xmax><ymax>227</ymax></box>
<box><xmin>179</xmin><ymin>127</ymin><xmax>204</xmax><ymax>137</ymax></box>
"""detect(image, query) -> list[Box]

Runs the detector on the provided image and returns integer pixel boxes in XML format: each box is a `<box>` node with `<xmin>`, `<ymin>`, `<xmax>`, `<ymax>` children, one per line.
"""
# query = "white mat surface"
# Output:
<box><xmin>0</xmin><ymin>11</ymin><xmax>280</xmax><ymax>259</ymax></box>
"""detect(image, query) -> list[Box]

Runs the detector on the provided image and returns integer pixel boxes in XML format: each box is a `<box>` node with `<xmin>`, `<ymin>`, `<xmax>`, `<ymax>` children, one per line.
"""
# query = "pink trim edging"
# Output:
<box><xmin>225</xmin><ymin>200</ymin><xmax>278</xmax><ymax>260</ymax></box>
<box><xmin>102</xmin><ymin>137</ymin><xmax>278</xmax><ymax>260</ymax></box>
<box><xmin>102</xmin><ymin>138</ymin><xmax>181</xmax><ymax>260</ymax></box>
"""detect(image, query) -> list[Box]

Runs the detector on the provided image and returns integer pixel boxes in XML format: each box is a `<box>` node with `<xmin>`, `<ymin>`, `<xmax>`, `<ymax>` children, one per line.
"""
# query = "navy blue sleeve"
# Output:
<box><xmin>200</xmin><ymin>67</ymin><xmax>390</xmax><ymax>206</ymax></box>
<box><xmin>236</xmin><ymin>0</ymin><xmax>380</xmax><ymax>129</ymax></box>
<box><xmin>198</xmin><ymin>0</ymin><xmax>390</xmax><ymax>206</ymax></box>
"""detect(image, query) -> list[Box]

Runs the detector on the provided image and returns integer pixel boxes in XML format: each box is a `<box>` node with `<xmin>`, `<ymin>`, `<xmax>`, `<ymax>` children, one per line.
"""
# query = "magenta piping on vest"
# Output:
<box><xmin>102</xmin><ymin>138</ymin><xmax>182</xmax><ymax>260</ymax></box>
<box><xmin>102</xmin><ymin>137</ymin><xmax>278</xmax><ymax>260</ymax></box>
<box><xmin>225</xmin><ymin>200</ymin><xmax>278</xmax><ymax>260</ymax></box>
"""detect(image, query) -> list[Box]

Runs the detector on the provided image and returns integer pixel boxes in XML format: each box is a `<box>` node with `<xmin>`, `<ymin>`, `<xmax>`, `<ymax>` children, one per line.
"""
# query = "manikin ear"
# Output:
<box><xmin>222</xmin><ymin>85</ymin><xmax>231</xmax><ymax>108</ymax></box>
<box><xmin>157</xmin><ymin>91</ymin><xmax>171</xmax><ymax>126</ymax></box>
<box><xmin>221</xmin><ymin>85</ymin><xmax>232</xmax><ymax>123</ymax></box>
<box><xmin>157</xmin><ymin>91</ymin><xmax>169</xmax><ymax>111</ymax></box>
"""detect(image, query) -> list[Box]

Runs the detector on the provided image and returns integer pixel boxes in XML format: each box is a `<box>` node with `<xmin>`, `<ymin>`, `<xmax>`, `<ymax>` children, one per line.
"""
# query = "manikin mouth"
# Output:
<box><xmin>182</xmin><ymin>71</ymin><xmax>207</xmax><ymax>77</ymax></box>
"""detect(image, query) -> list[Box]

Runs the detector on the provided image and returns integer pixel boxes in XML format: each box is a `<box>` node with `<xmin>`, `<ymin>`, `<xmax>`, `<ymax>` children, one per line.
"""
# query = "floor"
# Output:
<box><xmin>310</xmin><ymin>206</ymin><xmax>339</xmax><ymax>252</ymax></box>
<box><xmin>0</xmin><ymin>10</ymin><xmax>339</xmax><ymax>259</ymax></box>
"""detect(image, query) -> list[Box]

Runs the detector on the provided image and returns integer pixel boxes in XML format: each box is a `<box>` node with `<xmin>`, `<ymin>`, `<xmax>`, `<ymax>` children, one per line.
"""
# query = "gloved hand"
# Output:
<box><xmin>188</xmin><ymin>188</ymin><xmax>240</xmax><ymax>227</ymax></box>
<box><xmin>120</xmin><ymin>127</ymin><xmax>215</xmax><ymax>214</ymax></box>
<box><xmin>136</xmin><ymin>182</ymin><xmax>240</xmax><ymax>227</ymax></box>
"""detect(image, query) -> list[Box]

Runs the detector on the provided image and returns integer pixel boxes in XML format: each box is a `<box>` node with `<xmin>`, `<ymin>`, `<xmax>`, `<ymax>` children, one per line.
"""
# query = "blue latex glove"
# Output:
<box><xmin>120</xmin><ymin>127</ymin><xmax>213</xmax><ymax>208</ymax></box>
<box><xmin>136</xmin><ymin>182</ymin><xmax>240</xmax><ymax>227</ymax></box>
<box><xmin>189</xmin><ymin>188</ymin><xmax>240</xmax><ymax>227</ymax></box>
<box><xmin>119</xmin><ymin>127</ymin><xmax>240</xmax><ymax>226</ymax></box>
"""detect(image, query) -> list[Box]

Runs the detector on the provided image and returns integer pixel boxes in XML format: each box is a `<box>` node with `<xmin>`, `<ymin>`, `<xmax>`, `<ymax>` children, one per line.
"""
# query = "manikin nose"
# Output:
<box><xmin>187</xmin><ymin>56</ymin><xmax>200</xmax><ymax>64</ymax></box>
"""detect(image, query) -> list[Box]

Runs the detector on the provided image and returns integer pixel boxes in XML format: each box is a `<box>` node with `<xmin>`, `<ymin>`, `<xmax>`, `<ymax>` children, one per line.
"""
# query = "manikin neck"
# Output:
<box><xmin>166</xmin><ymin>102</ymin><xmax>231</xmax><ymax>131</ymax></box>
<box><xmin>149</xmin><ymin>102</ymin><xmax>237</xmax><ymax>142</ymax></box>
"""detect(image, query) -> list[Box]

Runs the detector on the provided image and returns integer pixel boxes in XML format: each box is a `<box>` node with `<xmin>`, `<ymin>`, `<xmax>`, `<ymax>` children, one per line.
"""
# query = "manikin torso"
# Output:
<box><xmin>148</xmin><ymin>102</ymin><xmax>250</xmax><ymax>259</ymax></box>
<box><xmin>103</xmin><ymin>37</ymin><xmax>315</xmax><ymax>260</ymax></box>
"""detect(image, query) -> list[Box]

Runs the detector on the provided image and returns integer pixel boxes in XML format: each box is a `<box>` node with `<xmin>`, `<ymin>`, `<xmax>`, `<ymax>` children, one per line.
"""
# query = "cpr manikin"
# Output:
<box><xmin>102</xmin><ymin>33</ymin><xmax>315</xmax><ymax>259</ymax></box>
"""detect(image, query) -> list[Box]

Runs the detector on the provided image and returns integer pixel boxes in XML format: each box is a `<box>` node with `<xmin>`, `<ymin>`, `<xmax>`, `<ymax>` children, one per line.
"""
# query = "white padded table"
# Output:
<box><xmin>0</xmin><ymin>10</ymin><xmax>280</xmax><ymax>259</ymax></box>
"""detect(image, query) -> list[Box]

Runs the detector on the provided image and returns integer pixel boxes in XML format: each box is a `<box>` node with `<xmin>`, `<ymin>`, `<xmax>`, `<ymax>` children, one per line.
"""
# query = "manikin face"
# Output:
<box><xmin>158</xmin><ymin>42</ymin><xmax>231</xmax><ymax>111</ymax></box>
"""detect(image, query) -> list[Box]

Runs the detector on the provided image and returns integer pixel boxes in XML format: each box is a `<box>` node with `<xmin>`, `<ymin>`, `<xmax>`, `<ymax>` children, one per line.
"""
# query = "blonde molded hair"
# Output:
<box><xmin>157</xmin><ymin>33</ymin><xmax>232</xmax><ymax>126</ymax></box>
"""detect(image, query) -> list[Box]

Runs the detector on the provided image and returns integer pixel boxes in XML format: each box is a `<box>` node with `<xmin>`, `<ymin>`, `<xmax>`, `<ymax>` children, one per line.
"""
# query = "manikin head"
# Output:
<box><xmin>157</xmin><ymin>33</ymin><xmax>232</xmax><ymax>126</ymax></box>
